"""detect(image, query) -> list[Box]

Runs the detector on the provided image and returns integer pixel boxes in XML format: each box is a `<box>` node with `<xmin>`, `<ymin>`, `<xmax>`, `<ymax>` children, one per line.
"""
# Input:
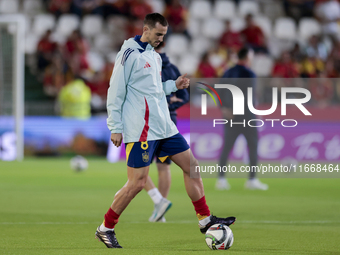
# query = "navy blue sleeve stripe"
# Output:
<box><xmin>121</xmin><ymin>48</ymin><xmax>133</xmax><ymax>66</ymax></box>
<box><xmin>121</xmin><ymin>49</ymin><xmax>130</xmax><ymax>65</ymax></box>
<box><xmin>124</xmin><ymin>50</ymin><xmax>134</xmax><ymax>65</ymax></box>
<box><xmin>120</xmin><ymin>49</ymin><xmax>127</xmax><ymax>65</ymax></box>
<box><xmin>121</xmin><ymin>49</ymin><xmax>127</xmax><ymax>65</ymax></box>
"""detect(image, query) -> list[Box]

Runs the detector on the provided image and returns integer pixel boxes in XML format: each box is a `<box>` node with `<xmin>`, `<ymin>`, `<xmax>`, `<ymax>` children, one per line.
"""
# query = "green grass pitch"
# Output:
<box><xmin>0</xmin><ymin>158</ymin><xmax>339</xmax><ymax>255</ymax></box>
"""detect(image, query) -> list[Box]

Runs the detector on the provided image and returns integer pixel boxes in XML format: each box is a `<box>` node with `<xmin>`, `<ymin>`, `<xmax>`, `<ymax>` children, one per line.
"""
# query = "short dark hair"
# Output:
<box><xmin>238</xmin><ymin>47</ymin><xmax>250</xmax><ymax>60</ymax></box>
<box><xmin>144</xmin><ymin>13</ymin><xmax>168</xmax><ymax>28</ymax></box>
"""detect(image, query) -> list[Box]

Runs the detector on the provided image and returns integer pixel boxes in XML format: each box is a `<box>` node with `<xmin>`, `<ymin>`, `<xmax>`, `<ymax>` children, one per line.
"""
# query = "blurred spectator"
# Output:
<box><xmin>241</xmin><ymin>14</ymin><xmax>268</xmax><ymax>53</ymax></box>
<box><xmin>29</xmin><ymin>0</ymin><xmax>340</xmax><ymax>107</ymax></box>
<box><xmin>163</xmin><ymin>0</ymin><xmax>189</xmax><ymax>37</ymax></box>
<box><xmin>102</xmin><ymin>59</ymin><xmax>115</xmax><ymax>83</ymax></box>
<box><xmin>87</xmin><ymin>58</ymin><xmax>113</xmax><ymax>113</ymax></box>
<box><xmin>305</xmin><ymin>35</ymin><xmax>329</xmax><ymax>61</ymax></box>
<box><xmin>309</xmin><ymin>72</ymin><xmax>334</xmax><ymax>106</ymax></box>
<box><xmin>87</xmin><ymin>71</ymin><xmax>108</xmax><ymax>99</ymax></box>
<box><xmin>111</xmin><ymin>0</ymin><xmax>130</xmax><ymax>16</ymax></box>
<box><xmin>272</xmin><ymin>52</ymin><xmax>300</xmax><ymax>78</ymax></box>
<box><xmin>219</xmin><ymin>20</ymin><xmax>243</xmax><ymax>52</ymax></box>
<box><xmin>37</xmin><ymin>30</ymin><xmax>57</xmax><ymax>71</ymax></box>
<box><xmin>209</xmin><ymin>46</ymin><xmax>229</xmax><ymax>77</ymax></box>
<box><xmin>48</xmin><ymin>0</ymin><xmax>72</xmax><ymax>18</ymax></box>
<box><xmin>71</xmin><ymin>0</ymin><xmax>104</xmax><ymax>17</ymax></box>
<box><xmin>129</xmin><ymin>0</ymin><xmax>153</xmax><ymax>21</ymax></box>
<box><xmin>329</xmin><ymin>40</ymin><xmax>340</xmax><ymax>70</ymax></box>
<box><xmin>283</xmin><ymin>0</ymin><xmax>315</xmax><ymax>22</ymax></box>
<box><xmin>64</xmin><ymin>30</ymin><xmax>90</xmax><ymax>77</ymax></box>
<box><xmin>314</xmin><ymin>0</ymin><xmax>340</xmax><ymax>38</ymax></box>
<box><xmin>125</xmin><ymin>17</ymin><xmax>143</xmax><ymax>39</ymax></box>
<box><xmin>290</xmin><ymin>42</ymin><xmax>305</xmax><ymax>62</ymax></box>
<box><xmin>196</xmin><ymin>52</ymin><xmax>217</xmax><ymax>78</ymax></box>
<box><xmin>268</xmin><ymin>51</ymin><xmax>301</xmax><ymax>101</ymax></box>
<box><xmin>87</xmin><ymin>71</ymin><xmax>109</xmax><ymax>112</ymax></box>
<box><xmin>325</xmin><ymin>59</ymin><xmax>339</xmax><ymax>77</ymax></box>
<box><xmin>101</xmin><ymin>0</ymin><xmax>130</xmax><ymax>19</ymax></box>
<box><xmin>58</xmin><ymin>74</ymin><xmax>91</xmax><ymax>119</ymax></box>
<box><xmin>301</xmin><ymin>56</ymin><xmax>325</xmax><ymax>77</ymax></box>
<box><xmin>226</xmin><ymin>49</ymin><xmax>238</xmax><ymax>67</ymax></box>
<box><xmin>43</xmin><ymin>54</ymin><xmax>66</xmax><ymax>97</ymax></box>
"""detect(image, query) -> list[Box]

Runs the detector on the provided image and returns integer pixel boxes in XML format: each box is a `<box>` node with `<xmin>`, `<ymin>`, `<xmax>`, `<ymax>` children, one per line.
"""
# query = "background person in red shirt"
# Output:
<box><xmin>272</xmin><ymin>51</ymin><xmax>300</xmax><ymax>78</ymax></box>
<box><xmin>129</xmin><ymin>0</ymin><xmax>153</xmax><ymax>21</ymax></box>
<box><xmin>219</xmin><ymin>20</ymin><xmax>243</xmax><ymax>51</ymax></box>
<box><xmin>196</xmin><ymin>52</ymin><xmax>217</xmax><ymax>78</ymax></box>
<box><xmin>37</xmin><ymin>30</ymin><xmax>57</xmax><ymax>71</ymax></box>
<box><xmin>64</xmin><ymin>30</ymin><xmax>90</xmax><ymax>76</ymax></box>
<box><xmin>241</xmin><ymin>14</ymin><xmax>268</xmax><ymax>54</ymax></box>
<box><xmin>164</xmin><ymin>0</ymin><xmax>190</xmax><ymax>38</ymax></box>
<box><xmin>269</xmin><ymin>51</ymin><xmax>300</xmax><ymax>96</ymax></box>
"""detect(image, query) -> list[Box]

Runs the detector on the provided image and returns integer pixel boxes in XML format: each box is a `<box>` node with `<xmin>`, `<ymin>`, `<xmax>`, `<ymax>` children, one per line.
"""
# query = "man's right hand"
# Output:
<box><xmin>111</xmin><ymin>133</ymin><xmax>123</xmax><ymax>147</ymax></box>
<box><xmin>175</xmin><ymin>73</ymin><xmax>190</xmax><ymax>90</ymax></box>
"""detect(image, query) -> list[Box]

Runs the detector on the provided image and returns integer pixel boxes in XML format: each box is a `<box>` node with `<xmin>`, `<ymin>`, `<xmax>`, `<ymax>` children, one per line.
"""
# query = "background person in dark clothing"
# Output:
<box><xmin>161</xmin><ymin>46</ymin><xmax>189</xmax><ymax>125</ymax></box>
<box><xmin>144</xmin><ymin>41</ymin><xmax>189</xmax><ymax>222</ymax></box>
<box><xmin>216</xmin><ymin>48</ymin><xmax>268</xmax><ymax>191</ymax></box>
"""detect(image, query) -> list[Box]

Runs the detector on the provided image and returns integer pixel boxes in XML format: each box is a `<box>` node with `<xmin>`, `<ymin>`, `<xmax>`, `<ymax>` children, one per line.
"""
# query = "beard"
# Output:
<box><xmin>151</xmin><ymin>40</ymin><xmax>160</xmax><ymax>47</ymax></box>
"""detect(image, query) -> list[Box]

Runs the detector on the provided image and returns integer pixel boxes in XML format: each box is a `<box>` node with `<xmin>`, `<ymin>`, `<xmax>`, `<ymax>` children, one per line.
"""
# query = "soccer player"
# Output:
<box><xmin>215</xmin><ymin>48</ymin><xmax>268</xmax><ymax>191</ymax></box>
<box><xmin>95</xmin><ymin>13</ymin><xmax>236</xmax><ymax>249</ymax></box>
<box><xmin>144</xmin><ymin>41</ymin><xmax>189</xmax><ymax>222</ymax></box>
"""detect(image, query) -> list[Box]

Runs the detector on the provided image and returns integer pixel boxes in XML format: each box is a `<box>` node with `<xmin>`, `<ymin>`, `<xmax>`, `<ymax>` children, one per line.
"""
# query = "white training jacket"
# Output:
<box><xmin>107</xmin><ymin>36</ymin><xmax>179</xmax><ymax>143</ymax></box>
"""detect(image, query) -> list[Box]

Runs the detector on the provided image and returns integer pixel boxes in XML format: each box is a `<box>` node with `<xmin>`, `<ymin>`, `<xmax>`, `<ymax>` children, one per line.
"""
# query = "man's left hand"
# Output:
<box><xmin>170</xmin><ymin>95</ymin><xmax>183</xmax><ymax>104</ymax></box>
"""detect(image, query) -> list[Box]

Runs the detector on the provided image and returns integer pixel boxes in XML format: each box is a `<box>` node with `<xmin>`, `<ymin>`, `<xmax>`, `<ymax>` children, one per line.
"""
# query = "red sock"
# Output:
<box><xmin>192</xmin><ymin>196</ymin><xmax>210</xmax><ymax>220</ymax></box>
<box><xmin>104</xmin><ymin>208</ymin><xmax>120</xmax><ymax>229</ymax></box>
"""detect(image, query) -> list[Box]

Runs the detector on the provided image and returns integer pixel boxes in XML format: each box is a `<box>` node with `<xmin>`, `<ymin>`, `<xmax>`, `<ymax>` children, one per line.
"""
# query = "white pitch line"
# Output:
<box><xmin>1</xmin><ymin>220</ymin><xmax>339</xmax><ymax>225</ymax></box>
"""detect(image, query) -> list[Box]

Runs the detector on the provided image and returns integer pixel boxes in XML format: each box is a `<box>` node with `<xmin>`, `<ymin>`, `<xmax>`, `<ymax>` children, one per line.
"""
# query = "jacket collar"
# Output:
<box><xmin>134</xmin><ymin>35</ymin><xmax>153</xmax><ymax>52</ymax></box>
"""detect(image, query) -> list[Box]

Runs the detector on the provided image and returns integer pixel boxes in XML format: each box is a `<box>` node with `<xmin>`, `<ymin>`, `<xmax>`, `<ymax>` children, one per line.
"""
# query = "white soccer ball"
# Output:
<box><xmin>205</xmin><ymin>224</ymin><xmax>234</xmax><ymax>250</ymax></box>
<box><xmin>70</xmin><ymin>155</ymin><xmax>88</xmax><ymax>172</ymax></box>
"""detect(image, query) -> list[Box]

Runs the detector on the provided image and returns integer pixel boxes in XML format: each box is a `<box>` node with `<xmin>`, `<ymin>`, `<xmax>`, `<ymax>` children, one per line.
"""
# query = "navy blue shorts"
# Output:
<box><xmin>125</xmin><ymin>133</ymin><xmax>190</xmax><ymax>168</ymax></box>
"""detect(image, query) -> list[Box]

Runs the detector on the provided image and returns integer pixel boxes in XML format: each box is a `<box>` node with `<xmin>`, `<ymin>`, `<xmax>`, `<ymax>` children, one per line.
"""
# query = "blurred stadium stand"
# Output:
<box><xmin>0</xmin><ymin>0</ymin><xmax>339</xmax><ymax>116</ymax></box>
